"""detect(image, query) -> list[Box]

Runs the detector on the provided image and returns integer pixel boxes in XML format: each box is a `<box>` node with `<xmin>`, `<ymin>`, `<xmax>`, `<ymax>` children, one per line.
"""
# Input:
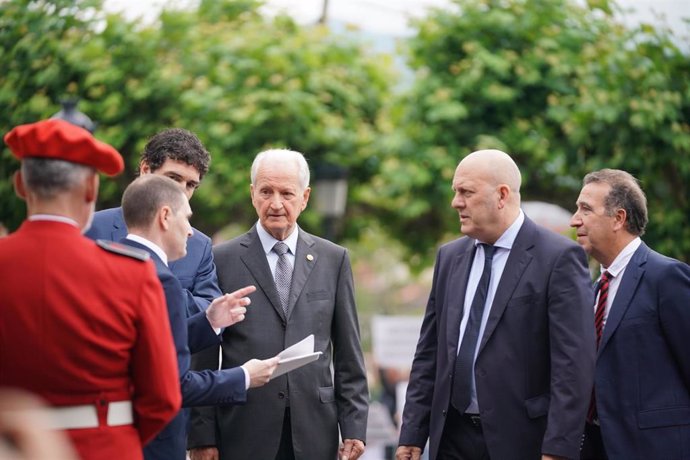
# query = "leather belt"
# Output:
<box><xmin>46</xmin><ymin>401</ymin><xmax>133</xmax><ymax>430</ymax></box>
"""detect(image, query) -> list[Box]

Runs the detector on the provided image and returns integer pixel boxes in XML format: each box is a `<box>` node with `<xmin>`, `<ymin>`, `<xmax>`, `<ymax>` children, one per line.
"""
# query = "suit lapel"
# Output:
<box><xmin>287</xmin><ymin>231</ymin><xmax>317</xmax><ymax>319</ymax></box>
<box><xmin>598</xmin><ymin>243</ymin><xmax>648</xmax><ymax>356</ymax></box>
<box><xmin>445</xmin><ymin>240</ymin><xmax>475</xmax><ymax>363</ymax></box>
<box><xmin>239</xmin><ymin>228</ymin><xmax>286</xmax><ymax>321</ymax></box>
<box><xmin>478</xmin><ymin>218</ymin><xmax>535</xmax><ymax>354</ymax></box>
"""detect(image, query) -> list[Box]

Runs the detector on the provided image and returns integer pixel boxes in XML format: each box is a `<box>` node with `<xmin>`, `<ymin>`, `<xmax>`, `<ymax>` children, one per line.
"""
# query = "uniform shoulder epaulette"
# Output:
<box><xmin>96</xmin><ymin>239</ymin><xmax>150</xmax><ymax>262</ymax></box>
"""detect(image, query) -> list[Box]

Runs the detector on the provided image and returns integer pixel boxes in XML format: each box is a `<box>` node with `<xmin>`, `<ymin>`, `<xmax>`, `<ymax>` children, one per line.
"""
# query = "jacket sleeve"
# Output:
<box><xmin>398</xmin><ymin>250</ymin><xmax>442</xmax><ymax>448</ymax></box>
<box><xmin>542</xmin><ymin>243</ymin><xmax>596</xmax><ymax>458</ymax></box>
<box><xmin>184</xmin><ymin>236</ymin><xmax>222</xmax><ymax>315</ymax></box>
<box><xmin>187</xmin><ymin>311</ymin><xmax>221</xmax><ymax>354</ymax></box>
<box><xmin>332</xmin><ymin>249</ymin><xmax>369</xmax><ymax>441</ymax></box>
<box><xmin>131</xmin><ymin>263</ymin><xmax>182</xmax><ymax>445</ymax></box>
<box><xmin>658</xmin><ymin>260</ymin><xmax>690</xmax><ymax>389</ymax></box>
<box><xmin>181</xmin><ymin>367</ymin><xmax>246</xmax><ymax>408</ymax></box>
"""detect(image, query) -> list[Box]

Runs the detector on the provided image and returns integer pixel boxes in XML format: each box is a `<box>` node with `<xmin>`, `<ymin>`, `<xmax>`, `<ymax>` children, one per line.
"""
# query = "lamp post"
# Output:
<box><xmin>51</xmin><ymin>99</ymin><xmax>96</xmax><ymax>133</ymax></box>
<box><xmin>313</xmin><ymin>162</ymin><xmax>348</xmax><ymax>242</ymax></box>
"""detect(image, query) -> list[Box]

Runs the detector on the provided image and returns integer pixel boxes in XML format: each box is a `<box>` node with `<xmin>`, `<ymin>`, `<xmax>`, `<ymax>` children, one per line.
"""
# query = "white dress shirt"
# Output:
<box><xmin>256</xmin><ymin>221</ymin><xmax>299</xmax><ymax>277</ymax></box>
<box><xmin>459</xmin><ymin>210</ymin><xmax>525</xmax><ymax>413</ymax></box>
<box><xmin>597</xmin><ymin>237</ymin><xmax>641</xmax><ymax>327</ymax></box>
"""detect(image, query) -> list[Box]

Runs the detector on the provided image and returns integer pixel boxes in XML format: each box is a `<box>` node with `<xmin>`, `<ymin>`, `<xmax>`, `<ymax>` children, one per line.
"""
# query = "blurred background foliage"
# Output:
<box><xmin>1</xmin><ymin>0</ymin><xmax>689</xmax><ymax>276</ymax></box>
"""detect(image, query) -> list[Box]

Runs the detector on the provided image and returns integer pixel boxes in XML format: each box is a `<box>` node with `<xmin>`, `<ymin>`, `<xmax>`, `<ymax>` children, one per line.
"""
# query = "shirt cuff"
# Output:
<box><xmin>240</xmin><ymin>366</ymin><xmax>250</xmax><ymax>390</ymax></box>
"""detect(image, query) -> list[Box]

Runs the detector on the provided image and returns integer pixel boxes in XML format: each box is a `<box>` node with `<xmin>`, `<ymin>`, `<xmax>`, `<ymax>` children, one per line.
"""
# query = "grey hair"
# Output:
<box><xmin>583</xmin><ymin>169</ymin><xmax>648</xmax><ymax>236</ymax></box>
<box><xmin>250</xmin><ymin>149</ymin><xmax>310</xmax><ymax>190</ymax></box>
<box><xmin>21</xmin><ymin>158</ymin><xmax>94</xmax><ymax>199</ymax></box>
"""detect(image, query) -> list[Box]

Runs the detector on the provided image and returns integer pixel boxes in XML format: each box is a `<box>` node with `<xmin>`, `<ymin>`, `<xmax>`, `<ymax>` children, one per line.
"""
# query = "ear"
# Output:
<box><xmin>158</xmin><ymin>205</ymin><xmax>172</xmax><ymax>231</ymax></box>
<box><xmin>84</xmin><ymin>173</ymin><xmax>99</xmax><ymax>204</ymax></box>
<box><xmin>301</xmin><ymin>186</ymin><xmax>311</xmax><ymax>210</ymax></box>
<box><xmin>13</xmin><ymin>171</ymin><xmax>27</xmax><ymax>200</ymax></box>
<box><xmin>139</xmin><ymin>160</ymin><xmax>151</xmax><ymax>175</ymax></box>
<box><xmin>612</xmin><ymin>208</ymin><xmax>627</xmax><ymax>231</ymax></box>
<box><xmin>496</xmin><ymin>184</ymin><xmax>510</xmax><ymax>209</ymax></box>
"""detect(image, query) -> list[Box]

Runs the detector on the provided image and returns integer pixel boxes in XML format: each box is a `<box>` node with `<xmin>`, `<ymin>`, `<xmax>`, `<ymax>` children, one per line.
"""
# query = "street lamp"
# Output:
<box><xmin>51</xmin><ymin>99</ymin><xmax>96</xmax><ymax>133</ymax></box>
<box><xmin>313</xmin><ymin>162</ymin><xmax>348</xmax><ymax>242</ymax></box>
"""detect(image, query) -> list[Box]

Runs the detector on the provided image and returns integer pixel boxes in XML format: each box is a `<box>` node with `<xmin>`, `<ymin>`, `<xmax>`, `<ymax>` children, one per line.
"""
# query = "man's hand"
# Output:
<box><xmin>188</xmin><ymin>447</ymin><xmax>218</xmax><ymax>460</ymax></box>
<box><xmin>243</xmin><ymin>357</ymin><xmax>280</xmax><ymax>388</ymax></box>
<box><xmin>396</xmin><ymin>445</ymin><xmax>422</xmax><ymax>460</ymax></box>
<box><xmin>339</xmin><ymin>438</ymin><xmax>365</xmax><ymax>460</ymax></box>
<box><xmin>206</xmin><ymin>285</ymin><xmax>256</xmax><ymax>330</ymax></box>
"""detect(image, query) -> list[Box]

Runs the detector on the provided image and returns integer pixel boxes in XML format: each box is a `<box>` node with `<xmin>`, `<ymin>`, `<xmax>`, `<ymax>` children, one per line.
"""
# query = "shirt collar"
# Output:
<box><xmin>600</xmin><ymin>237</ymin><xmax>641</xmax><ymax>278</ymax></box>
<box><xmin>28</xmin><ymin>214</ymin><xmax>79</xmax><ymax>227</ymax></box>
<box><xmin>125</xmin><ymin>234</ymin><xmax>168</xmax><ymax>266</ymax></box>
<box><xmin>256</xmin><ymin>221</ymin><xmax>299</xmax><ymax>256</ymax></box>
<box><xmin>474</xmin><ymin>209</ymin><xmax>525</xmax><ymax>250</ymax></box>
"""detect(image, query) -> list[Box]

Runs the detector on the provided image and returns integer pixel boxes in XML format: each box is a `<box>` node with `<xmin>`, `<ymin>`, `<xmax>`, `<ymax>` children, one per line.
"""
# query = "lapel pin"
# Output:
<box><xmin>306</xmin><ymin>254</ymin><xmax>314</xmax><ymax>261</ymax></box>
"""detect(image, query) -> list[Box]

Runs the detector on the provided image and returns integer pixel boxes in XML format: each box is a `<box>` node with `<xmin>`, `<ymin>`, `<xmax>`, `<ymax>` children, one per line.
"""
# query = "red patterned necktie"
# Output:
<box><xmin>587</xmin><ymin>270</ymin><xmax>613</xmax><ymax>423</ymax></box>
<box><xmin>594</xmin><ymin>271</ymin><xmax>612</xmax><ymax>348</ymax></box>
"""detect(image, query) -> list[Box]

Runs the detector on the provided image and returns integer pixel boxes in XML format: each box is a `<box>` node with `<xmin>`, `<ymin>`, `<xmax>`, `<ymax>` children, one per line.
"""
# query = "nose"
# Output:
<box><xmin>269</xmin><ymin>194</ymin><xmax>283</xmax><ymax>208</ymax></box>
<box><xmin>569</xmin><ymin>212</ymin><xmax>581</xmax><ymax>228</ymax></box>
<box><xmin>452</xmin><ymin>194</ymin><xmax>464</xmax><ymax>209</ymax></box>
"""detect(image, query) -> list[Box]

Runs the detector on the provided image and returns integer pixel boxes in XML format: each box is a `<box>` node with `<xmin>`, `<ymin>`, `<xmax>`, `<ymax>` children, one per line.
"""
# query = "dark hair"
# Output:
<box><xmin>141</xmin><ymin>128</ymin><xmax>210</xmax><ymax>179</ymax></box>
<box><xmin>583</xmin><ymin>169</ymin><xmax>648</xmax><ymax>236</ymax></box>
<box><xmin>122</xmin><ymin>175</ymin><xmax>186</xmax><ymax>230</ymax></box>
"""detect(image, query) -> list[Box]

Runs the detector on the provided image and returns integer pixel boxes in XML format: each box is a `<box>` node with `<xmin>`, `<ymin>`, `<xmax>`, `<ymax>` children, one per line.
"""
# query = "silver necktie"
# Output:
<box><xmin>273</xmin><ymin>242</ymin><xmax>292</xmax><ymax>315</ymax></box>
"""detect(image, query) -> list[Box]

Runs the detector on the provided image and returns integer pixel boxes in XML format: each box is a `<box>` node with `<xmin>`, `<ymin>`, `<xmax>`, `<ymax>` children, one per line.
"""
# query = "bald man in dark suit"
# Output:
<box><xmin>397</xmin><ymin>150</ymin><xmax>595</xmax><ymax>460</ymax></box>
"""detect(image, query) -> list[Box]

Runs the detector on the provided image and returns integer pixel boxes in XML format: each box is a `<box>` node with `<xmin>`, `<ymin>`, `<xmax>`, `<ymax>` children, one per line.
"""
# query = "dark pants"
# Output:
<box><xmin>438</xmin><ymin>407</ymin><xmax>490</xmax><ymax>460</ymax></box>
<box><xmin>275</xmin><ymin>407</ymin><xmax>295</xmax><ymax>460</ymax></box>
<box><xmin>580</xmin><ymin>422</ymin><xmax>607</xmax><ymax>460</ymax></box>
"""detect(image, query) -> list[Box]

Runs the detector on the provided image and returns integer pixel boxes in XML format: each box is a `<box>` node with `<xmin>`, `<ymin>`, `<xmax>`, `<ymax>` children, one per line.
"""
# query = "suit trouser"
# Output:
<box><xmin>275</xmin><ymin>407</ymin><xmax>295</xmax><ymax>460</ymax></box>
<box><xmin>438</xmin><ymin>406</ymin><xmax>489</xmax><ymax>460</ymax></box>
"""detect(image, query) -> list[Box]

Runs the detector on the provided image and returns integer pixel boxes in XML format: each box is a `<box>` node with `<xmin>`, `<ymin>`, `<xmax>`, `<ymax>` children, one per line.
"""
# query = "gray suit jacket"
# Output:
<box><xmin>188</xmin><ymin>226</ymin><xmax>368</xmax><ymax>459</ymax></box>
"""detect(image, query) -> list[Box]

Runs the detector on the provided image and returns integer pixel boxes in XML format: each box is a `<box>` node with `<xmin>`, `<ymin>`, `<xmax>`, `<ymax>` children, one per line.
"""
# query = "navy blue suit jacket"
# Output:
<box><xmin>596</xmin><ymin>242</ymin><xmax>690</xmax><ymax>459</ymax></box>
<box><xmin>121</xmin><ymin>239</ymin><xmax>246</xmax><ymax>460</ymax></box>
<box><xmin>86</xmin><ymin>207</ymin><xmax>221</xmax><ymax>315</ymax></box>
<box><xmin>399</xmin><ymin>217</ymin><xmax>595</xmax><ymax>460</ymax></box>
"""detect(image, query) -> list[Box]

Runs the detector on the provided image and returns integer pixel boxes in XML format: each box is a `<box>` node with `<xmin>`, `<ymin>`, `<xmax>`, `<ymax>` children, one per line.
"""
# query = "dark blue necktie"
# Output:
<box><xmin>451</xmin><ymin>243</ymin><xmax>496</xmax><ymax>412</ymax></box>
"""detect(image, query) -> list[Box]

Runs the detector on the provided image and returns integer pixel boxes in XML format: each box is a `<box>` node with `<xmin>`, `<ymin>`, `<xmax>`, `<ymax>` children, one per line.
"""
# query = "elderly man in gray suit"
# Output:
<box><xmin>188</xmin><ymin>149</ymin><xmax>368</xmax><ymax>460</ymax></box>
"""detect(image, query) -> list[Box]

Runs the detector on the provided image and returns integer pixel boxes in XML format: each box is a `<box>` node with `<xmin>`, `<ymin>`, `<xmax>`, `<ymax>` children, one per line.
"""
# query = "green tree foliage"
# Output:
<box><xmin>0</xmin><ymin>0</ymin><xmax>102</xmax><ymax>229</ymax></box>
<box><xmin>370</xmin><ymin>0</ymin><xmax>690</xmax><ymax>268</ymax></box>
<box><xmin>0</xmin><ymin>0</ymin><xmax>394</xmax><ymax>240</ymax></box>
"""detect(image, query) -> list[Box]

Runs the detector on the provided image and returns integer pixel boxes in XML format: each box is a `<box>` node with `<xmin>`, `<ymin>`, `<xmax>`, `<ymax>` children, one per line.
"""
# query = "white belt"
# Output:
<box><xmin>46</xmin><ymin>401</ymin><xmax>133</xmax><ymax>430</ymax></box>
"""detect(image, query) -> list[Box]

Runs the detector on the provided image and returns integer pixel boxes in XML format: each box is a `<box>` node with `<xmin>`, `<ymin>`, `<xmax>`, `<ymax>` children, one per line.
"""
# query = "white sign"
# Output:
<box><xmin>371</xmin><ymin>315</ymin><xmax>423</xmax><ymax>369</ymax></box>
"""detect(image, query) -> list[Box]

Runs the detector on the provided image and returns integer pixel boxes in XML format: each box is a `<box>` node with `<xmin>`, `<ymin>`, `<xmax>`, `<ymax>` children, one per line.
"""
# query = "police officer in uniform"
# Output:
<box><xmin>0</xmin><ymin>119</ymin><xmax>181</xmax><ymax>460</ymax></box>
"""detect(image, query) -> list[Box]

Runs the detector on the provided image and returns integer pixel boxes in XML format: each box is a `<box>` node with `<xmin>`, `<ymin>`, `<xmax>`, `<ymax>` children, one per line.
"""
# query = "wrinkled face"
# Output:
<box><xmin>570</xmin><ymin>182</ymin><xmax>616</xmax><ymax>263</ymax></box>
<box><xmin>450</xmin><ymin>164</ymin><xmax>501</xmax><ymax>243</ymax></box>
<box><xmin>166</xmin><ymin>197</ymin><xmax>193</xmax><ymax>262</ymax></box>
<box><xmin>251</xmin><ymin>162</ymin><xmax>310</xmax><ymax>241</ymax></box>
<box><xmin>142</xmin><ymin>159</ymin><xmax>201</xmax><ymax>199</ymax></box>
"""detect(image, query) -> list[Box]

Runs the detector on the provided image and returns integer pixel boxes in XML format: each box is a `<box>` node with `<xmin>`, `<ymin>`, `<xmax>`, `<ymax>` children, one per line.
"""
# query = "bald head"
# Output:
<box><xmin>459</xmin><ymin>149</ymin><xmax>521</xmax><ymax>195</ymax></box>
<box><xmin>451</xmin><ymin>149</ymin><xmax>522</xmax><ymax>243</ymax></box>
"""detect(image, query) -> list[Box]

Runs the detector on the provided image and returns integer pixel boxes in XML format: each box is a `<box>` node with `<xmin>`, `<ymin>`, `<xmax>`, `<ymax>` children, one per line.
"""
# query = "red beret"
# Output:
<box><xmin>3</xmin><ymin>119</ymin><xmax>124</xmax><ymax>176</ymax></box>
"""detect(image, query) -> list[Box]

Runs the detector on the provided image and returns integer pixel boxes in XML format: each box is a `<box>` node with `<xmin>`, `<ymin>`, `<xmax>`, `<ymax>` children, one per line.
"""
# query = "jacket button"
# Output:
<box><xmin>278</xmin><ymin>392</ymin><xmax>285</xmax><ymax>399</ymax></box>
<box><xmin>442</xmin><ymin>410</ymin><xmax>447</xmax><ymax>417</ymax></box>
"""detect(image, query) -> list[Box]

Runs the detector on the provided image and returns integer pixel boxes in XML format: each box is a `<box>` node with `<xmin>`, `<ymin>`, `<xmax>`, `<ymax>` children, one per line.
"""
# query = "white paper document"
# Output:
<box><xmin>270</xmin><ymin>334</ymin><xmax>322</xmax><ymax>379</ymax></box>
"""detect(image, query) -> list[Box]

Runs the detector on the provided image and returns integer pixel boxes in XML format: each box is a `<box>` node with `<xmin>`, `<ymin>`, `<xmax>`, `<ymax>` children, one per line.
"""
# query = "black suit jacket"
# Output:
<box><xmin>596</xmin><ymin>243</ymin><xmax>690</xmax><ymax>459</ymax></box>
<box><xmin>188</xmin><ymin>226</ymin><xmax>368</xmax><ymax>459</ymax></box>
<box><xmin>399</xmin><ymin>217</ymin><xmax>596</xmax><ymax>460</ymax></box>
